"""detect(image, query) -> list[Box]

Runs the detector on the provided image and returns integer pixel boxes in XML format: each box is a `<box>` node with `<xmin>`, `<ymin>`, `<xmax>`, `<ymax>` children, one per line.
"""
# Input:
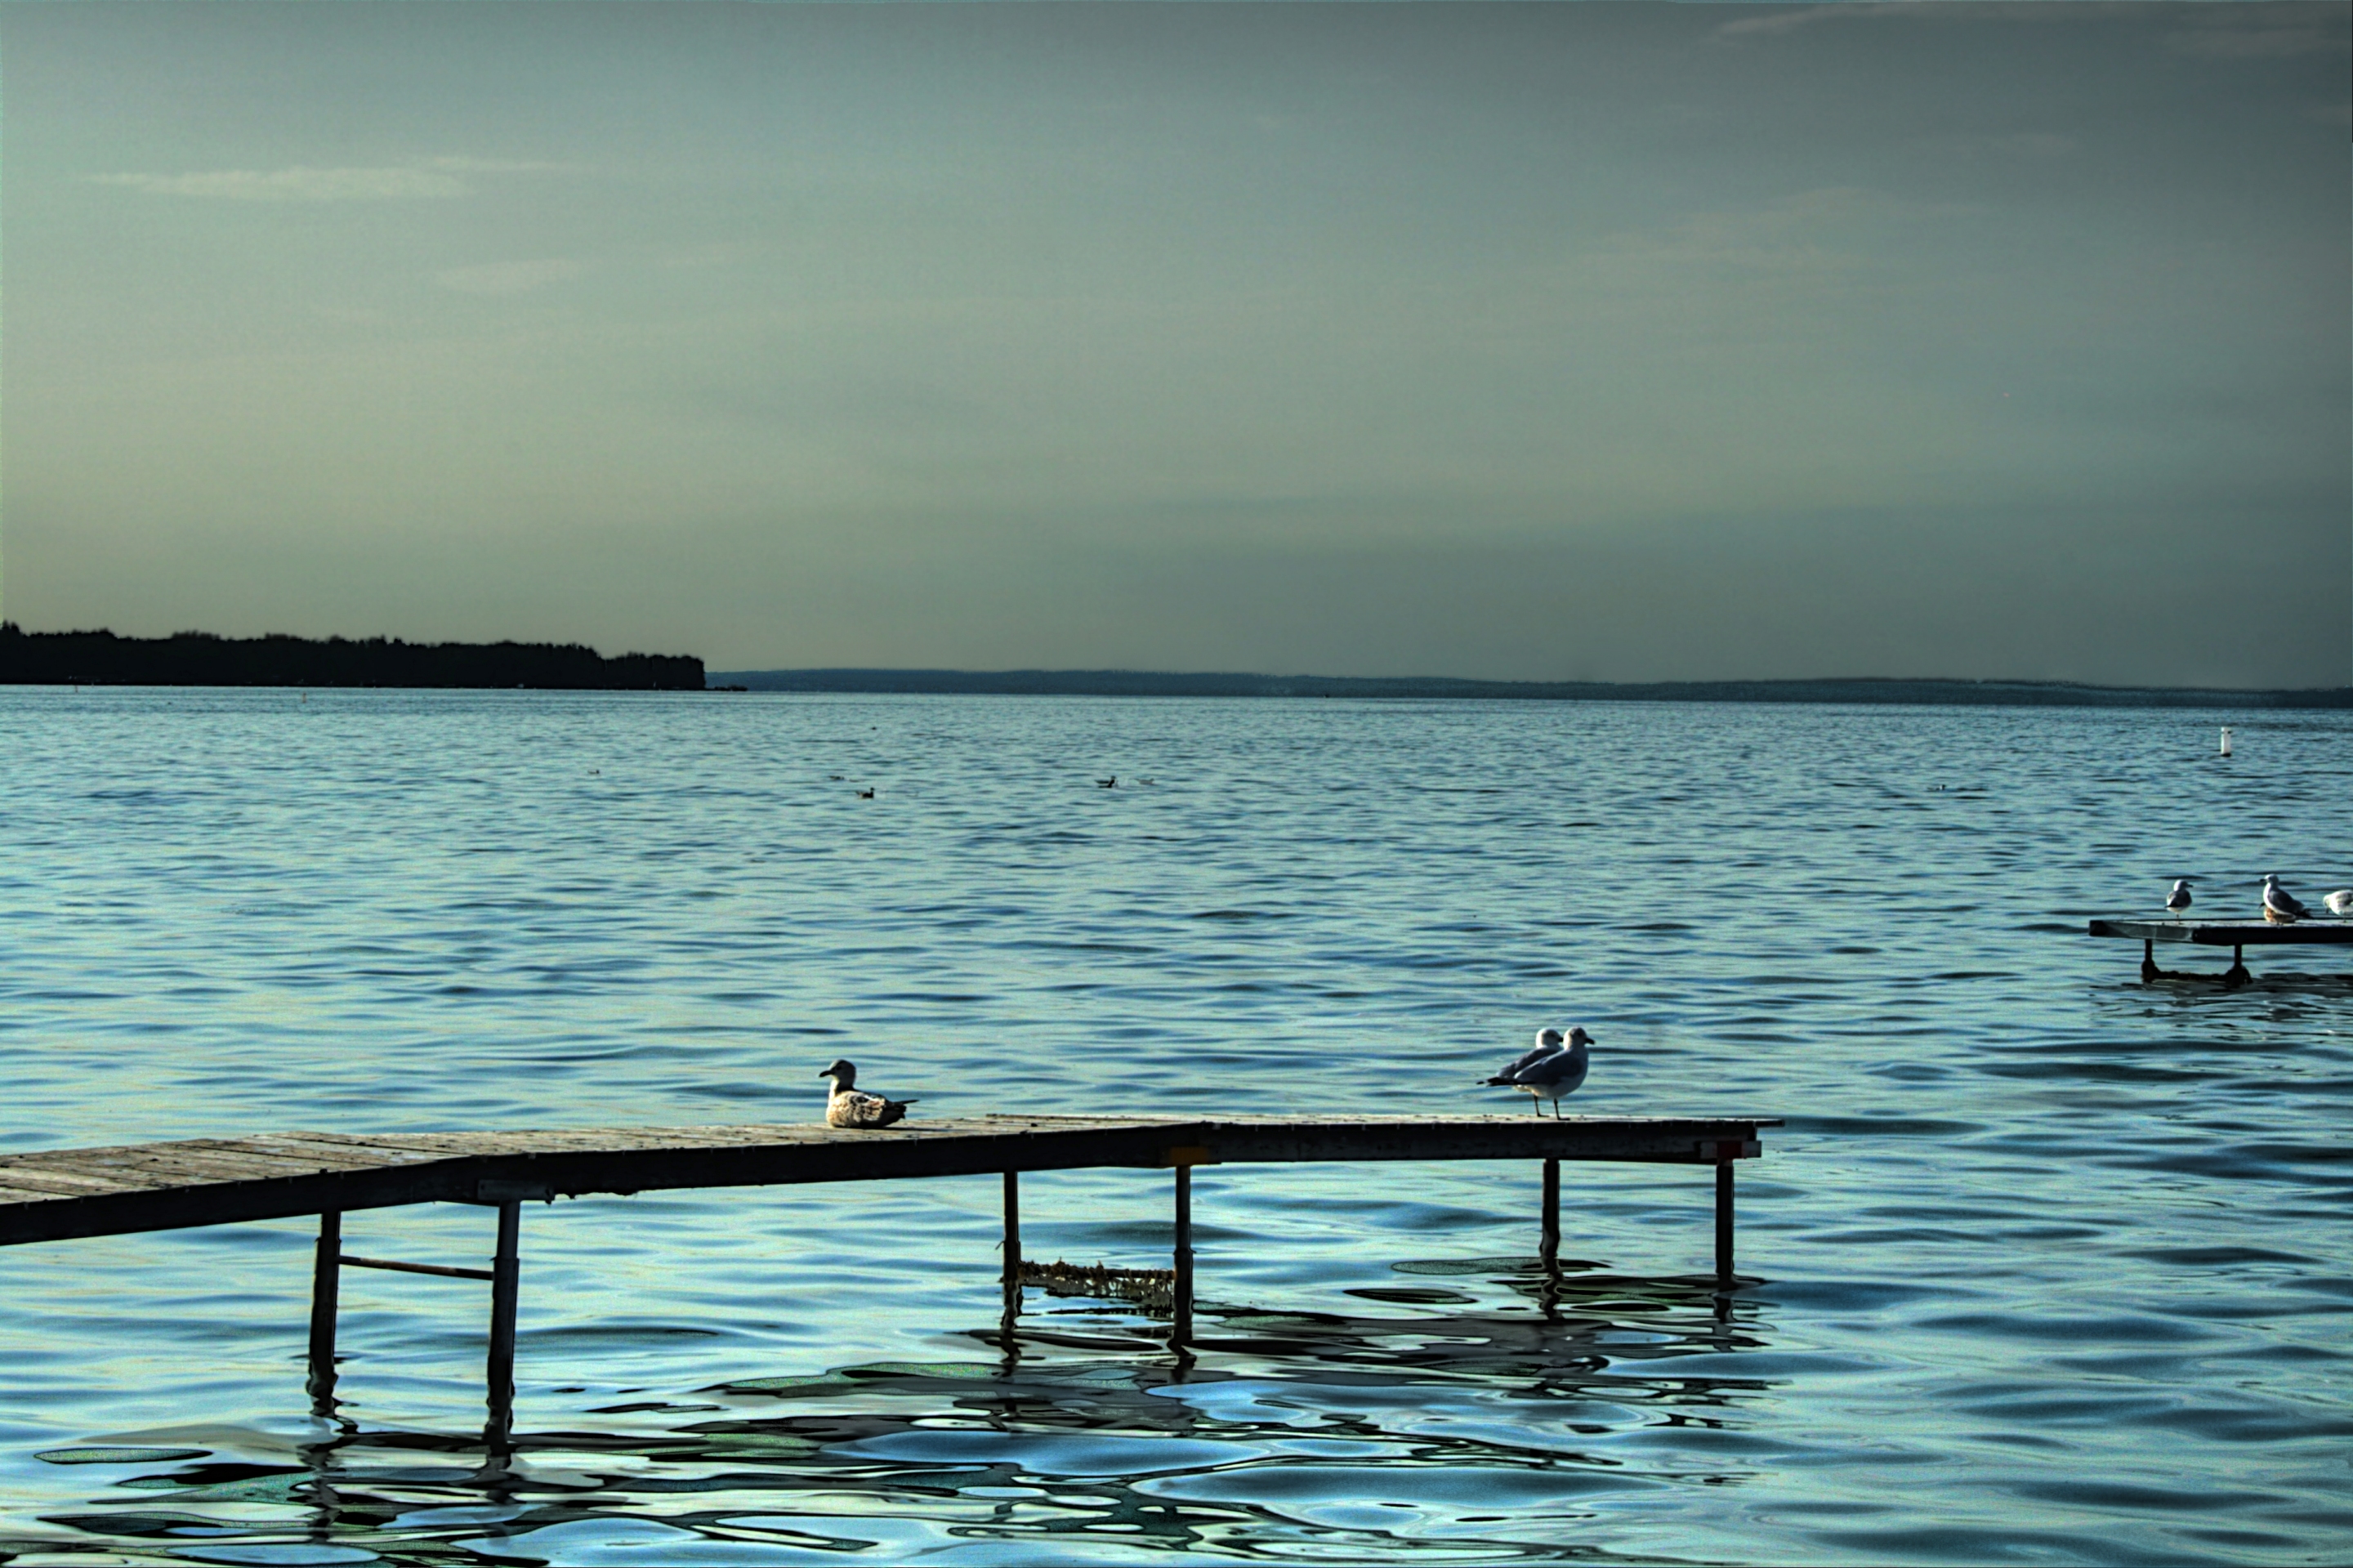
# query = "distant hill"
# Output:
<box><xmin>712</xmin><ymin>667</ymin><xmax>2352</xmax><ymax>709</ymax></box>
<box><xmin>1</xmin><ymin>626</ymin><xmax>703</xmax><ymax>690</ymax></box>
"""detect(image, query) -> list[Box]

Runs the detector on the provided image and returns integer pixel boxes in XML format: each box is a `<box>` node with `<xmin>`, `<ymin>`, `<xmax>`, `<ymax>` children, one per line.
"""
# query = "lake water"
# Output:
<box><xmin>1</xmin><ymin>689</ymin><xmax>2346</xmax><ymax>1566</ymax></box>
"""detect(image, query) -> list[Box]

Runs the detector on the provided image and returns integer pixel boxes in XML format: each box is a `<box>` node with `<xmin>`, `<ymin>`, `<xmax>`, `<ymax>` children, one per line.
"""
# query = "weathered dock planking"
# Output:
<box><xmin>0</xmin><ymin>1113</ymin><xmax>1778</xmax><ymax>1437</ymax></box>
<box><xmin>2088</xmin><ymin>918</ymin><xmax>2353</xmax><ymax>985</ymax></box>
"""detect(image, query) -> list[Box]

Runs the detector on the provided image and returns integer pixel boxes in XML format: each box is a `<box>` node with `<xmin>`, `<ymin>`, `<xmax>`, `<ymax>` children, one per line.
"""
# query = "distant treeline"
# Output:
<box><xmin>717</xmin><ymin>667</ymin><xmax>2353</xmax><ymax>709</ymax></box>
<box><xmin>1</xmin><ymin>626</ymin><xmax>704</xmax><ymax>690</ymax></box>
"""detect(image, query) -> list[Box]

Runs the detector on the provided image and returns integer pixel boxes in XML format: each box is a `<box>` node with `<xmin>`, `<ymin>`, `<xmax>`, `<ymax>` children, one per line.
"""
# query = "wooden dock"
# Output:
<box><xmin>2088</xmin><ymin>918</ymin><xmax>2353</xmax><ymax>984</ymax></box>
<box><xmin>0</xmin><ymin>1112</ymin><xmax>1777</xmax><ymax>1437</ymax></box>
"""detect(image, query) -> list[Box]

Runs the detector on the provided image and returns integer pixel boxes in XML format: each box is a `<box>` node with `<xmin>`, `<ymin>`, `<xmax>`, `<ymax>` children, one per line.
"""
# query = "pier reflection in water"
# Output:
<box><xmin>47</xmin><ymin>1260</ymin><xmax>1773</xmax><ymax>1563</ymax></box>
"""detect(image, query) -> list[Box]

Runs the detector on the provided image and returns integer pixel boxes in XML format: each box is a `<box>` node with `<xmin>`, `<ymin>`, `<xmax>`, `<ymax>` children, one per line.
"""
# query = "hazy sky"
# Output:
<box><xmin>3</xmin><ymin>2</ymin><xmax>2346</xmax><ymax>685</ymax></box>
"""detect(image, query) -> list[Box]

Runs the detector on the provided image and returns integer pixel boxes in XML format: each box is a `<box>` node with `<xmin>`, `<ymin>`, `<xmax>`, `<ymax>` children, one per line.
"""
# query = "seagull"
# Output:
<box><xmin>2325</xmin><ymin>890</ymin><xmax>2353</xmax><ymax>918</ymax></box>
<box><xmin>1486</xmin><ymin>1026</ymin><xmax>1591</xmax><ymax>1118</ymax></box>
<box><xmin>819</xmin><ymin>1060</ymin><xmax>917</xmax><ymax>1128</ymax></box>
<box><xmin>1511</xmin><ymin>1029</ymin><xmax>1592</xmax><ymax>1117</ymax></box>
<box><xmin>1485</xmin><ymin>1027</ymin><xmax>1565</xmax><ymax>1088</ymax></box>
<box><xmin>2166</xmin><ymin>878</ymin><xmax>2194</xmax><ymax>918</ymax></box>
<box><xmin>2261</xmin><ymin>874</ymin><xmax>2310</xmax><ymax>924</ymax></box>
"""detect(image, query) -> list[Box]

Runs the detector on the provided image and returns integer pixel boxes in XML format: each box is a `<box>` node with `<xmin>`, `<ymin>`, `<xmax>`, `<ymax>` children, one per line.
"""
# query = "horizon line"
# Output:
<box><xmin>709</xmin><ymin>667</ymin><xmax>2353</xmax><ymax>707</ymax></box>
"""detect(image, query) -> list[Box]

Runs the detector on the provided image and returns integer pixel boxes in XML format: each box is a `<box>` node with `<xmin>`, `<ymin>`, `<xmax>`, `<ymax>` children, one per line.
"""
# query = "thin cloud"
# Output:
<box><xmin>1921</xmin><ymin>132</ymin><xmax>2080</xmax><ymax>159</ymax></box>
<box><xmin>1717</xmin><ymin>2</ymin><xmax>2348</xmax><ymax>59</ymax></box>
<box><xmin>2164</xmin><ymin>19</ymin><xmax>2347</xmax><ymax>60</ymax></box>
<box><xmin>1712</xmin><ymin>3</ymin><xmax>2129</xmax><ymax>45</ymax></box>
<box><xmin>1711</xmin><ymin>5</ymin><xmax>1864</xmax><ymax>42</ymax></box>
<box><xmin>1599</xmin><ymin>187</ymin><xmax>1971</xmax><ymax>274</ymax></box>
<box><xmin>426</xmin><ymin>155</ymin><xmax>584</xmax><ymax>176</ymax></box>
<box><xmin>87</xmin><ymin>156</ymin><xmax>579</xmax><ymax>202</ymax></box>
<box><xmin>90</xmin><ymin>165</ymin><xmax>472</xmax><ymax>201</ymax></box>
<box><xmin>435</xmin><ymin>258</ymin><xmax>586</xmax><ymax>296</ymax></box>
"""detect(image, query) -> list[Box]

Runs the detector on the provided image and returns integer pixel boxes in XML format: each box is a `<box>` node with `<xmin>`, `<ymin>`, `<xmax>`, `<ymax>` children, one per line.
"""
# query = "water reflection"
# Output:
<box><xmin>33</xmin><ymin>1264</ymin><xmax>1779</xmax><ymax>1563</ymax></box>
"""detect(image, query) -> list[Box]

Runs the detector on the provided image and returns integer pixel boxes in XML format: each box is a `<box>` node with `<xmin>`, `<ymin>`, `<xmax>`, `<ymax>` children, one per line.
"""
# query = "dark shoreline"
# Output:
<box><xmin>715</xmin><ymin>666</ymin><xmax>2352</xmax><ymax>709</ymax></box>
<box><xmin>0</xmin><ymin>626</ymin><xmax>703</xmax><ymax>690</ymax></box>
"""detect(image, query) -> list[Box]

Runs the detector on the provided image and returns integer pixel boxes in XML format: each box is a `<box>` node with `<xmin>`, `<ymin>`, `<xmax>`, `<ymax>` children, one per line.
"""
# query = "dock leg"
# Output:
<box><xmin>1172</xmin><ymin>1167</ymin><xmax>1194</xmax><ymax>1353</ymax></box>
<box><xmin>485</xmin><ymin>1201</ymin><xmax>521</xmax><ymax>1441</ymax></box>
<box><xmin>1714</xmin><ymin>1161</ymin><xmax>1735</xmax><ymax>1289</ymax></box>
<box><xmin>2225</xmin><ymin>945</ymin><xmax>2250</xmax><ymax>987</ymax></box>
<box><xmin>1538</xmin><ymin>1159</ymin><xmax>1560</xmax><ymax>1273</ymax></box>
<box><xmin>306</xmin><ymin>1212</ymin><xmax>341</xmax><ymax>1414</ymax></box>
<box><xmin>2141</xmin><ymin>939</ymin><xmax>2159</xmax><ymax>983</ymax></box>
<box><xmin>1001</xmin><ymin>1171</ymin><xmax>1021</xmax><ymax>1339</ymax></box>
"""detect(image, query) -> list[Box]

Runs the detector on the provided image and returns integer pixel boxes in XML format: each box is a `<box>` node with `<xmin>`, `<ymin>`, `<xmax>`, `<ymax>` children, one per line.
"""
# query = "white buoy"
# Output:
<box><xmin>2218</xmin><ymin>726</ymin><xmax>2233</xmax><ymax>757</ymax></box>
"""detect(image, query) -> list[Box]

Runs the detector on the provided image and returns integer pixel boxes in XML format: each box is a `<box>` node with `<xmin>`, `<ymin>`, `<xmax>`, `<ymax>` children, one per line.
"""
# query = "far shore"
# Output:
<box><xmin>0</xmin><ymin>626</ymin><xmax>704</xmax><ymax>690</ymax></box>
<box><xmin>711</xmin><ymin>667</ymin><xmax>2352</xmax><ymax>710</ymax></box>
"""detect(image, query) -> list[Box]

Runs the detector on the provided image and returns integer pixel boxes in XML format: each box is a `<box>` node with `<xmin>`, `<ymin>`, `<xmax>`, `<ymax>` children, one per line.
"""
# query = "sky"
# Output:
<box><xmin>2</xmin><ymin>2</ymin><xmax>2346</xmax><ymax>687</ymax></box>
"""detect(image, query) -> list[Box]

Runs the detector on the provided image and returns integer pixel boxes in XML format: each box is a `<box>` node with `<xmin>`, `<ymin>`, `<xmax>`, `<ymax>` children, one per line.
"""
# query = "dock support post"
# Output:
<box><xmin>1538</xmin><ymin>1159</ymin><xmax>1560</xmax><ymax>1272</ymax></box>
<box><xmin>2225</xmin><ymin>945</ymin><xmax>2250</xmax><ymax>987</ymax></box>
<box><xmin>1172</xmin><ymin>1167</ymin><xmax>1194</xmax><ymax>1352</ymax></box>
<box><xmin>1714</xmin><ymin>1161</ymin><xmax>1735</xmax><ymax>1289</ymax></box>
<box><xmin>2141</xmin><ymin>939</ymin><xmax>2159</xmax><ymax>983</ymax></box>
<box><xmin>306</xmin><ymin>1212</ymin><xmax>341</xmax><ymax>1414</ymax></box>
<box><xmin>485</xmin><ymin>1201</ymin><xmax>521</xmax><ymax>1440</ymax></box>
<box><xmin>1001</xmin><ymin>1171</ymin><xmax>1021</xmax><ymax>1338</ymax></box>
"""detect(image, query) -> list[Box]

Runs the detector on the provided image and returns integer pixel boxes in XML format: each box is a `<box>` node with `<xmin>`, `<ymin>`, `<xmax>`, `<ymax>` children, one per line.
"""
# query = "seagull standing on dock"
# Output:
<box><xmin>2325</xmin><ymin>890</ymin><xmax>2353</xmax><ymax>918</ymax></box>
<box><xmin>1485</xmin><ymin>1026</ymin><xmax>1592</xmax><ymax>1117</ymax></box>
<box><xmin>819</xmin><ymin>1060</ymin><xmax>918</xmax><ymax>1128</ymax></box>
<box><xmin>1486</xmin><ymin>1027</ymin><xmax>1565</xmax><ymax>1085</ymax></box>
<box><xmin>2166</xmin><ymin>879</ymin><xmax>2194</xmax><ymax>918</ymax></box>
<box><xmin>2261</xmin><ymin>875</ymin><xmax>2310</xmax><ymax>924</ymax></box>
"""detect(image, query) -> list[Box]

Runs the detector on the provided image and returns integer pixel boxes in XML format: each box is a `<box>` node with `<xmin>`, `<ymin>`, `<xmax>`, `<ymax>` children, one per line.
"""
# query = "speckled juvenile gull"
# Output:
<box><xmin>2326</xmin><ymin>890</ymin><xmax>2353</xmax><ymax>918</ymax></box>
<box><xmin>819</xmin><ymin>1059</ymin><xmax>918</xmax><ymax>1129</ymax></box>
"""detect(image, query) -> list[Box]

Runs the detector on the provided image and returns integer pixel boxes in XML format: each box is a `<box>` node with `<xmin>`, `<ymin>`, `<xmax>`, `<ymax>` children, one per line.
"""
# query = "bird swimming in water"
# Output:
<box><xmin>1485</xmin><ymin>1026</ymin><xmax>1592</xmax><ymax>1117</ymax></box>
<box><xmin>2325</xmin><ymin>890</ymin><xmax>2353</xmax><ymax>918</ymax></box>
<box><xmin>2166</xmin><ymin>878</ymin><xmax>2194</xmax><ymax>918</ymax></box>
<box><xmin>2261</xmin><ymin>874</ymin><xmax>2310</xmax><ymax>924</ymax></box>
<box><xmin>819</xmin><ymin>1059</ymin><xmax>917</xmax><ymax>1128</ymax></box>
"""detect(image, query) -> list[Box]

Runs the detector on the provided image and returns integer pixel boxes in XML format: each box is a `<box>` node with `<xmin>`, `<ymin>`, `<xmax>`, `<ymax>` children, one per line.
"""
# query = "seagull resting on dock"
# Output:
<box><xmin>1485</xmin><ymin>1026</ymin><xmax>1592</xmax><ymax>1117</ymax></box>
<box><xmin>2166</xmin><ymin>878</ymin><xmax>2193</xmax><ymax>918</ymax></box>
<box><xmin>2326</xmin><ymin>890</ymin><xmax>2353</xmax><ymax>918</ymax></box>
<box><xmin>2261</xmin><ymin>875</ymin><xmax>2310</xmax><ymax>924</ymax></box>
<box><xmin>819</xmin><ymin>1060</ymin><xmax>918</xmax><ymax>1128</ymax></box>
<box><xmin>1485</xmin><ymin>1027</ymin><xmax>1565</xmax><ymax>1085</ymax></box>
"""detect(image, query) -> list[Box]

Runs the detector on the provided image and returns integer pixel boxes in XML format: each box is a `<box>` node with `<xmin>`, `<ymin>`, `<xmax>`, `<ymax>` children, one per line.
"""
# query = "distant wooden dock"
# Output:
<box><xmin>2088</xmin><ymin>918</ymin><xmax>2353</xmax><ymax>984</ymax></box>
<box><xmin>0</xmin><ymin>1113</ymin><xmax>1777</xmax><ymax>1437</ymax></box>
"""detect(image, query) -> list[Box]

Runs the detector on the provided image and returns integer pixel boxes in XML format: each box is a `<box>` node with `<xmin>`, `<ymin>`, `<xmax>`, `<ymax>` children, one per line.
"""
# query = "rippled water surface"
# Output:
<box><xmin>2</xmin><ymin>690</ymin><xmax>2347</xmax><ymax>1565</ymax></box>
